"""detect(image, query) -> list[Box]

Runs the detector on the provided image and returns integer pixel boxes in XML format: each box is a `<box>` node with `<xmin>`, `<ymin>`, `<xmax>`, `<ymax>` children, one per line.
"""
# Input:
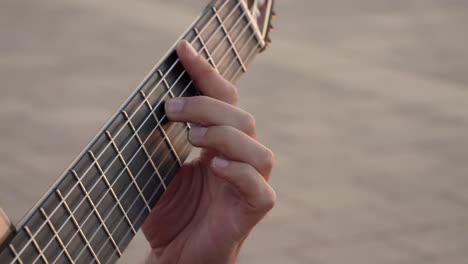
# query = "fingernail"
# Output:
<box><xmin>212</xmin><ymin>157</ymin><xmax>230</xmax><ymax>169</ymax></box>
<box><xmin>166</xmin><ymin>98</ymin><xmax>184</xmax><ymax>113</ymax></box>
<box><xmin>189</xmin><ymin>127</ymin><xmax>208</xmax><ymax>140</ymax></box>
<box><xmin>183</xmin><ymin>41</ymin><xmax>198</xmax><ymax>59</ymax></box>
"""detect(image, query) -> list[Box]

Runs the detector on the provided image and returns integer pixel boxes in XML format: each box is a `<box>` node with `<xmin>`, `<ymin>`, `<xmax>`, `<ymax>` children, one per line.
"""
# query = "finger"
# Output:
<box><xmin>176</xmin><ymin>40</ymin><xmax>238</xmax><ymax>105</ymax></box>
<box><xmin>210</xmin><ymin>157</ymin><xmax>276</xmax><ymax>213</ymax></box>
<box><xmin>189</xmin><ymin>126</ymin><xmax>274</xmax><ymax>178</ymax></box>
<box><xmin>165</xmin><ymin>96</ymin><xmax>256</xmax><ymax>137</ymax></box>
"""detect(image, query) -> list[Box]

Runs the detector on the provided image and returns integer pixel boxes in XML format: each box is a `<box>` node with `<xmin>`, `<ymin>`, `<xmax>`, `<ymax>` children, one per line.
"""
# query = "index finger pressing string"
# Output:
<box><xmin>177</xmin><ymin>41</ymin><xmax>239</xmax><ymax>105</ymax></box>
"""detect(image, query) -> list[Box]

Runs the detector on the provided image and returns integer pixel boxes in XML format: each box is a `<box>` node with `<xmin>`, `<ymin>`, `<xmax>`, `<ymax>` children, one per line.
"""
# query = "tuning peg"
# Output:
<box><xmin>269</xmin><ymin>25</ymin><xmax>275</xmax><ymax>33</ymax></box>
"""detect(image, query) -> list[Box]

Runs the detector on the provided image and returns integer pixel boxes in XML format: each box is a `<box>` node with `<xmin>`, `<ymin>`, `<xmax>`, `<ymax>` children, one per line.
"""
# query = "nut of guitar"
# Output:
<box><xmin>0</xmin><ymin>209</ymin><xmax>13</xmax><ymax>245</ymax></box>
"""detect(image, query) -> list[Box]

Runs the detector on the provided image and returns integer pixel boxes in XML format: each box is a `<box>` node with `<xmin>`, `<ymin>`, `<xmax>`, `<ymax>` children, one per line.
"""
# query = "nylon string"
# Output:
<box><xmin>15</xmin><ymin>1</ymin><xmax>260</xmax><ymax>263</ymax></box>
<box><xmin>11</xmin><ymin>0</ymin><xmax>236</xmax><ymax>262</ymax></box>
<box><xmin>95</xmin><ymin>26</ymin><xmax>261</xmax><ymax>264</ymax></box>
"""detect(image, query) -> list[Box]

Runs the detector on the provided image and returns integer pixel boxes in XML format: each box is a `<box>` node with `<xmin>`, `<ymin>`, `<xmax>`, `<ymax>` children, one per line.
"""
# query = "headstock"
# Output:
<box><xmin>245</xmin><ymin>0</ymin><xmax>276</xmax><ymax>52</ymax></box>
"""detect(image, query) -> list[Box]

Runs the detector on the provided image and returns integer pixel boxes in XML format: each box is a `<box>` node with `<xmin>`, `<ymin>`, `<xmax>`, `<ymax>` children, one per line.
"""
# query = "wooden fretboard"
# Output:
<box><xmin>0</xmin><ymin>0</ymin><xmax>263</xmax><ymax>263</ymax></box>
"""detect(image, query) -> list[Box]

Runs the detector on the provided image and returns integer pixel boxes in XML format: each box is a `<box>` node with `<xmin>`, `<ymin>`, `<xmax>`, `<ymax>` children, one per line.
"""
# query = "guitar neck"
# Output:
<box><xmin>0</xmin><ymin>0</ymin><xmax>263</xmax><ymax>263</ymax></box>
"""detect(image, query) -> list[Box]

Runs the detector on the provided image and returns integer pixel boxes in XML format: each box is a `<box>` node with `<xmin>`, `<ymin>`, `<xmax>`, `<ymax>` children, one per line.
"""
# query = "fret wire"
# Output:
<box><xmin>43</xmin><ymin>27</ymin><xmax>252</xmax><ymax>264</ymax></box>
<box><xmin>86</xmin><ymin>156</ymin><xmax>137</xmax><ymax>234</ymax></box>
<box><xmin>72</xmin><ymin>88</ymin><xmax>203</xmax><ymax>261</ymax></box>
<box><xmin>17</xmin><ymin>3</ymin><xmax>237</xmax><ymax>256</ymax></box>
<box><xmin>232</xmin><ymin>35</ymin><xmax>260</xmax><ymax>81</ymax></box>
<box><xmin>210</xmin><ymin>10</ymin><xmax>251</xmax><ymax>79</ymax></box>
<box><xmin>193</xmin><ymin>28</ymin><xmax>219</xmax><ymax>71</ymax></box>
<box><xmin>121</xmin><ymin>110</ymin><xmax>168</xmax><ymax>191</ymax></box>
<box><xmin>237</xmin><ymin>0</ymin><xmax>265</xmax><ymax>48</ymax></box>
<box><xmin>96</xmin><ymin>125</ymin><xmax>189</xmax><ymax>260</ymax></box>
<box><xmin>56</xmin><ymin>190</ymin><xmax>102</xmax><ymax>264</ymax></box>
<box><xmin>9</xmin><ymin>245</ymin><xmax>24</xmax><ymax>264</ymax></box>
<box><xmin>153</xmin><ymin>72</ymin><xmax>192</xmax><ymax>131</ymax></box>
<box><xmin>116</xmin><ymin>35</ymin><xmax>262</xmax><ymax>251</ymax></box>
<box><xmin>101</xmin><ymin>30</ymin><xmax>259</xmax><ymax>249</ymax></box>
<box><xmin>10</xmin><ymin>1</ymin><xmax>247</xmax><ymax>261</ymax></box>
<box><xmin>86</xmin><ymin>11</ymin><xmax>259</xmax><ymax>261</ymax></box>
<box><xmin>138</xmin><ymin>91</ymin><xmax>182</xmax><ymax>167</ymax></box>
<box><xmin>83</xmin><ymin>3</ymin><xmax>250</xmax><ymax>226</ymax></box>
<box><xmin>108</xmin><ymin>48</ymin><xmax>261</xmax><ymax>264</ymax></box>
<box><xmin>24</xmin><ymin>227</ymin><xmax>48</xmax><ymax>264</ymax></box>
<box><xmin>67</xmin><ymin>170</ymin><xmax>137</xmax><ymax>259</ymax></box>
<box><xmin>87</xmin><ymin>152</ymin><xmax>125</xmax><ymax>257</ymax></box>
<box><xmin>212</xmin><ymin>6</ymin><xmax>247</xmax><ymax>73</ymax></box>
<box><xmin>75</xmin><ymin>100</ymin><xmax>195</xmax><ymax>261</ymax></box>
<box><xmin>111</xmin><ymin>130</ymin><xmax>192</xmax><ymax>261</ymax></box>
<box><xmin>155</xmin><ymin>72</ymin><xmax>175</xmax><ymax>98</ymax></box>
<box><xmin>101</xmin><ymin>26</ymin><xmax>260</xmax><ymax>259</ymax></box>
<box><xmin>39</xmin><ymin>208</ymin><xmax>74</xmax><ymax>263</ymax></box>
<box><xmin>95</xmin><ymin>106</ymin><xmax>194</xmax><ymax>259</ymax></box>
<box><xmin>52</xmin><ymin>0</ymin><xmax>237</xmax><ymax>213</ymax></box>
<box><xmin>115</xmin><ymin>35</ymin><xmax>260</xmax><ymax>254</ymax></box>
<box><xmin>106</xmin><ymin>127</ymin><xmax>162</xmax><ymax>204</ymax></box>
<box><xmin>119</xmin><ymin>109</ymin><xmax>172</xmax><ymax>183</ymax></box>
<box><xmin>99</xmin><ymin>117</ymin><xmax>191</xmax><ymax>262</ymax></box>
<box><xmin>67</xmin><ymin>168</ymin><xmax>137</xmax><ymax>259</ymax></box>
<box><xmin>47</xmin><ymin>24</ymin><xmax>253</xmax><ymax>261</ymax></box>
<box><xmin>31</xmin><ymin>167</ymin><xmax>136</xmax><ymax>264</ymax></box>
<box><xmin>221</xmin><ymin>19</ymin><xmax>257</xmax><ymax>81</ymax></box>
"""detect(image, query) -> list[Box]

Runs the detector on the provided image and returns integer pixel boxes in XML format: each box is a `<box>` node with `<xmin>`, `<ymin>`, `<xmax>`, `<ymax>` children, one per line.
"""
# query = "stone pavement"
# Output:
<box><xmin>1</xmin><ymin>0</ymin><xmax>468</xmax><ymax>263</ymax></box>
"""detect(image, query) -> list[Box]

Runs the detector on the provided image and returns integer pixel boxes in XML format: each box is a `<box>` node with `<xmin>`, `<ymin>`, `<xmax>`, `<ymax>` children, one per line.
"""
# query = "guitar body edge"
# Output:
<box><xmin>0</xmin><ymin>209</ymin><xmax>14</xmax><ymax>248</ymax></box>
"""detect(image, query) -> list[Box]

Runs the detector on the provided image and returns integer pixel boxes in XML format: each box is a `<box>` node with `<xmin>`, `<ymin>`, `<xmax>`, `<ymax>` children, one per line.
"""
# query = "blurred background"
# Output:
<box><xmin>1</xmin><ymin>0</ymin><xmax>468</xmax><ymax>263</ymax></box>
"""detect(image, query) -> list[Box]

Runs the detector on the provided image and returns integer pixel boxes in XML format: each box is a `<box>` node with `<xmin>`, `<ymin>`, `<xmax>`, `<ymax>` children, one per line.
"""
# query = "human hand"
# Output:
<box><xmin>142</xmin><ymin>40</ymin><xmax>276</xmax><ymax>264</ymax></box>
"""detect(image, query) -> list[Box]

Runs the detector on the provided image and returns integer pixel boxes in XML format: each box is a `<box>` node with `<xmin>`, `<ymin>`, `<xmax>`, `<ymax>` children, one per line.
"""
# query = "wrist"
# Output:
<box><xmin>145</xmin><ymin>242</ymin><xmax>241</xmax><ymax>264</ymax></box>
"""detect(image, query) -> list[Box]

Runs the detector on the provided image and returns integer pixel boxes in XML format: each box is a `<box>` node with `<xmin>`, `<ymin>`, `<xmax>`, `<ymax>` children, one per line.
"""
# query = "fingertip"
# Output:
<box><xmin>177</xmin><ymin>40</ymin><xmax>198</xmax><ymax>62</ymax></box>
<box><xmin>176</xmin><ymin>40</ymin><xmax>188</xmax><ymax>56</ymax></box>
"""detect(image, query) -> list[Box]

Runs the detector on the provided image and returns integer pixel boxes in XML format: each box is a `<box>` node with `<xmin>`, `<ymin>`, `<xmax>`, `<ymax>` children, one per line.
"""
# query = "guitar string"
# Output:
<box><xmin>96</xmin><ymin>31</ymin><xmax>261</xmax><ymax>263</ymax></box>
<box><xmin>102</xmin><ymin>37</ymin><xmax>262</xmax><ymax>264</ymax></box>
<box><xmin>97</xmin><ymin>31</ymin><xmax>259</xmax><ymax>262</ymax></box>
<box><xmin>67</xmin><ymin>10</ymin><xmax>254</xmax><ymax>264</ymax></box>
<box><xmin>11</xmin><ymin>0</ymin><xmax>237</xmax><ymax>262</ymax></box>
<box><xmin>64</xmin><ymin>12</ymin><xmax>259</xmax><ymax>264</ymax></box>
<box><xmin>43</xmin><ymin>5</ymin><xmax>245</xmax><ymax>264</ymax></box>
<box><xmin>24</xmin><ymin>2</ymin><xmax>264</xmax><ymax>262</ymax></box>
<box><xmin>26</xmin><ymin>3</ymin><xmax>252</xmax><ymax>264</ymax></box>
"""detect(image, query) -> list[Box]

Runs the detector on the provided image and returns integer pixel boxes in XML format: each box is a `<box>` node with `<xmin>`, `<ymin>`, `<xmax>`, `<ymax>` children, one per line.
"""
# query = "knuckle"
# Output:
<box><xmin>240</xmin><ymin>112</ymin><xmax>256</xmax><ymax>135</ymax></box>
<box><xmin>259</xmin><ymin>148</ymin><xmax>275</xmax><ymax>174</ymax></box>
<box><xmin>201</xmin><ymin>64</ymin><xmax>218</xmax><ymax>77</ymax></box>
<box><xmin>195</xmin><ymin>66</ymin><xmax>218</xmax><ymax>85</ymax></box>
<box><xmin>180</xmin><ymin>97</ymin><xmax>194</xmax><ymax>113</ymax></box>
<box><xmin>206</xmin><ymin>125</ymin><xmax>232</xmax><ymax>146</ymax></box>
<box><xmin>260</xmin><ymin>186</ymin><xmax>277</xmax><ymax>212</ymax></box>
<box><xmin>225</xmin><ymin>83</ymin><xmax>239</xmax><ymax>104</ymax></box>
<box><xmin>182</xmin><ymin>96</ymin><xmax>212</xmax><ymax>124</ymax></box>
<box><xmin>190</xmin><ymin>95</ymin><xmax>210</xmax><ymax>108</ymax></box>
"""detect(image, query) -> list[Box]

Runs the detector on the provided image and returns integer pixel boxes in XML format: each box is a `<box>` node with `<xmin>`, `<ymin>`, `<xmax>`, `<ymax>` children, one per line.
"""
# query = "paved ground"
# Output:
<box><xmin>1</xmin><ymin>0</ymin><xmax>468</xmax><ymax>263</ymax></box>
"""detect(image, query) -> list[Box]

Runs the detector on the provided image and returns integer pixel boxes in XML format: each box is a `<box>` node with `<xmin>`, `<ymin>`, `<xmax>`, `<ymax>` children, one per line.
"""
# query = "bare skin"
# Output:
<box><xmin>142</xmin><ymin>40</ymin><xmax>276</xmax><ymax>264</ymax></box>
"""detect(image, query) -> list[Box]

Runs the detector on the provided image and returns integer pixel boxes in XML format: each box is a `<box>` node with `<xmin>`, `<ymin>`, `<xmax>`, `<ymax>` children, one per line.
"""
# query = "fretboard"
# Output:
<box><xmin>0</xmin><ymin>0</ymin><xmax>262</xmax><ymax>263</ymax></box>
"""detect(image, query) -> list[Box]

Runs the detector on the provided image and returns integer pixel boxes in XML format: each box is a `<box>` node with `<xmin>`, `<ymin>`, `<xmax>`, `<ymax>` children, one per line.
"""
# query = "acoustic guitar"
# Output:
<box><xmin>0</xmin><ymin>0</ymin><xmax>275</xmax><ymax>262</ymax></box>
